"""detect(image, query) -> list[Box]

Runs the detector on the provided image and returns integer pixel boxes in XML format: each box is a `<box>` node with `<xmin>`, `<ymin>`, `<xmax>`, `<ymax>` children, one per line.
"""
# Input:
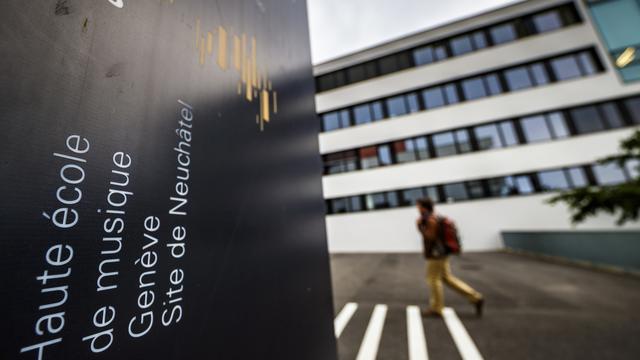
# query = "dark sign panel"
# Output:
<box><xmin>0</xmin><ymin>1</ymin><xmax>336</xmax><ymax>359</ymax></box>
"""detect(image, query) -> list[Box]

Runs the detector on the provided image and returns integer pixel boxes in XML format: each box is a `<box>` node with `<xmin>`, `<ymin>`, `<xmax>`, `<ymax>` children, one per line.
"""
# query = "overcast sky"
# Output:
<box><xmin>306</xmin><ymin>0</ymin><xmax>523</xmax><ymax>64</ymax></box>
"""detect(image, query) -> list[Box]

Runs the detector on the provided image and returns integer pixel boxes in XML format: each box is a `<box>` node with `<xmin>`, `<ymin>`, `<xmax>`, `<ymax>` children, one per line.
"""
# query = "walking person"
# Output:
<box><xmin>416</xmin><ymin>198</ymin><xmax>484</xmax><ymax>317</ymax></box>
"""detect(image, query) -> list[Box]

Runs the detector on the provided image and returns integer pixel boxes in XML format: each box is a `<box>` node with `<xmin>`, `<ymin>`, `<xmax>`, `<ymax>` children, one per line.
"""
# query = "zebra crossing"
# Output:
<box><xmin>335</xmin><ymin>302</ymin><xmax>484</xmax><ymax>360</ymax></box>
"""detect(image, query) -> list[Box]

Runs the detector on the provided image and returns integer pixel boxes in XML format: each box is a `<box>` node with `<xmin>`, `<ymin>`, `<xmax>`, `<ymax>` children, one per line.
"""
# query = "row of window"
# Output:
<box><xmin>323</xmin><ymin>96</ymin><xmax>640</xmax><ymax>175</ymax></box>
<box><xmin>315</xmin><ymin>3</ymin><xmax>581</xmax><ymax>93</ymax></box>
<box><xmin>321</xmin><ymin>48</ymin><xmax>603</xmax><ymax>132</ymax></box>
<box><xmin>326</xmin><ymin>161</ymin><xmax>639</xmax><ymax>214</ymax></box>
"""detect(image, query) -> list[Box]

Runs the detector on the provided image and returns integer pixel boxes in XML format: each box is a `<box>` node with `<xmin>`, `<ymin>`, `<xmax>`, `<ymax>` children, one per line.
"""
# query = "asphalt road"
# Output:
<box><xmin>330</xmin><ymin>252</ymin><xmax>640</xmax><ymax>360</ymax></box>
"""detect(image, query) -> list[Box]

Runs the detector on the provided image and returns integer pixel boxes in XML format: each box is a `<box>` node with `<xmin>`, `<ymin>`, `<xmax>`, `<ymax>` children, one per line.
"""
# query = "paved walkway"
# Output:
<box><xmin>331</xmin><ymin>252</ymin><xmax>640</xmax><ymax>360</ymax></box>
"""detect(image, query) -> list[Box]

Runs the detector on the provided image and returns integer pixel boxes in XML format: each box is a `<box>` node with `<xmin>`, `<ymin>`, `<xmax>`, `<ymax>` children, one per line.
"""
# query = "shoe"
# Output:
<box><xmin>421</xmin><ymin>309</ymin><xmax>442</xmax><ymax>318</ymax></box>
<box><xmin>474</xmin><ymin>298</ymin><xmax>484</xmax><ymax>318</ymax></box>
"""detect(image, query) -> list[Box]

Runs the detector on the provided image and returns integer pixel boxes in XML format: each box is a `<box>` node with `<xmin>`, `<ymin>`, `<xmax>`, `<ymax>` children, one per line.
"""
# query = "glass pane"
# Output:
<box><xmin>406</xmin><ymin>93</ymin><xmax>421</xmax><ymax>113</ymax></box>
<box><xmin>349</xmin><ymin>196</ymin><xmax>363</xmax><ymax>212</ymax></box>
<box><xmin>317</xmin><ymin>74</ymin><xmax>335</xmax><ymax>92</ymax></box>
<box><xmin>364</xmin><ymin>61</ymin><xmax>378</xmax><ymax>79</ymax></box>
<box><xmin>550</xmin><ymin>55</ymin><xmax>582</xmax><ymax>80</ymax></box>
<box><xmin>378</xmin><ymin>145</ymin><xmax>393</xmax><ymax>166</ymax></box>
<box><xmin>567</xmin><ymin>167</ymin><xmax>588</xmax><ymax>187</ymax></box>
<box><xmin>339</xmin><ymin>110</ymin><xmax>351</xmax><ymax>128</ymax></box>
<box><xmin>515</xmin><ymin>175</ymin><xmax>534</xmax><ymax>194</ymax></box>
<box><xmin>461</xmin><ymin>77</ymin><xmax>487</xmax><ymax>100</ymax></box>
<box><xmin>422</xmin><ymin>87</ymin><xmax>445</xmax><ymax>109</ymax></box>
<box><xmin>387</xmin><ymin>191</ymin><xmax>399</xmax><ymax>208</ymax></box>
<box><xmin>413</xmin><ymin>46</ymin><xmax>434</xmax><ymax>66</ymax></box>
<box><xmin>434</xmin><ymin>44</ymin><xmax>448</xmax><ymax>60</ymax></box>
<box><xmin>354</xmin><ymin>104</ymin><xmax>372</xmax><ymax>125</ymax></box>
<box><xmin>547</xmin><ymin>112</ymin><xmax>570</xmax><ymax>138</ymax></box>
<box><xmin>444</xmin><ymin>183</ymin><xmax>469</xmax><ymax>201</ymax></box>
<box><xmin>334</xmin><ymin>71</ymin><xmax>346</xmax><ymax>87</ymax></box>
<box><xmin>371</xmin><ymin>101</ymin><xmax>385</xmax><ymax>121</ymax></box>
<box><xmin>415</xmin><ymin>137</ymin><xmax>430</xmax><ymax>159</ymax></box>
<box><xmin>456</xmin><ymin>129</ymin><xmax>472</xmax><ymax>153</ymax></box>
<box><xmin>505</xmin><ymin>66</ymin><xmax>533</xmax><ymax>91</ymax></box>
<box><xmin>570</xmin><ymin>106</ymin><xmax>605</xmax><ymax>134</ymax></box>
<box><xmin>599</xmin><ymin>103</ymin><xmax>625</xmax><ymax>128</ymax></box>
<box><xmin>425</xmin><ymin>186</ymin><xmax>440</xmax><ymax>202</ymax></box>
<box><xmin>530</xmin><ymin>63</ymin><xmax>550</xmax><ymax>85</ymax></box>
<box><xmin>444</xmin><ymin>84</ymin><xmax>460</xmax><ymax>104</ymax></box>
<box><xmin>394</xmin><ymin>140</ymin><xmax>417</xmax><ymax>163</ymax></box>
<box><xmin>433</xmin><ymin>132</ymin><xmax>458</xmax><ymax>157</ymax></box>
<box><xmin>485</xmin><ymin>74</ymin><xmax>503</xmax><ymax>95</ymax></box>
<box><xmin>450</xmin><ymin>35</ymin><xmax>474</xmax><ymax>56</ymax></box>
<box><xmin>490</xmin><ymin>23</ymin><xmax>517</xmax><ymax>44</ymax></box>
<box><xmin>347</xmin><ymin>65</ymin><xmax>366</xmax><ymax>83</ymax></box>
<box><xmin>592</xmin><ymin>163</ymin><xmax>627</xmax><ymax>185</ymax></box>
<box><xmin>366</xmin><ymin>193</ymin><xmax>388</xmax><ymax>209</ymax></box>
<box><xmin>331</xmin><ymin>198</ymin><xmax>348</xmax><ymax>214</ymax></box>
<box><xmin>359</xmin><ymin>146</ymin><xmax>380</xmax><ymax>169</ymax></box>
<box><xmin>322</xmin><ymin>112</ymin><xmax>340</xmax><ymax>131</ymax></box>
<box><xmin>521</xmin><ymin>115</ymin><xmax>552</xmax><ymax>142</ymax></box>
<box><xmin>472</xmin><ymin>31</ymin><xmax>488</xmax><ymax>49</ymax></box>
<box><xmin>533</xmin><ymin>10</ymin><xmax>563</xmax><ymax>33</ymax></box>
<box><xmin>626</xmin><ymin>159</ymin><xmax>640</xmax><ymax>179</ymax></box>
<box><xmin>378</xmin><ymin>55</ymin><xmax>398</xmax><ymax>75</ymax></box>
<box><xmin>577</xmin><ymin>51</ymin><xmax>597</xmax><ymax>75</ymax></box>
<box><xmin>474</xmin><ymin>124</ymin><xmax>503</xmax><ymax>150</ymax></box>
<box><xmin>488</xmin><ymin>176</ymin><xmax>518</xmax><ymax>196</ymax></box>
<box><xmin>467</xmin><ymin>180</ymin><xmax>486</xmax><ymax>199</ymax></box>
<box><xmin>538</xmin><ymin>170</ymin><xmax>570</xmax><ymax>190</ymax></box>
<box><xmin>499</xmin><ymin>121</ymin><xmax>519</xmax><ymax>146</ymax></box>
<box><xmin>402</xmin><ymin>188</ymin><xmax>424</xmax><ymax>206</ymax></box>
<box><xmin>386</xmin><ymin>96</ymin><xmax>408</xmax><ymax>117</ymax></box>
<box><xmin>624</xmin><ymin>97</ymin><xmax>640</xmax><ymax>124</ymax></box>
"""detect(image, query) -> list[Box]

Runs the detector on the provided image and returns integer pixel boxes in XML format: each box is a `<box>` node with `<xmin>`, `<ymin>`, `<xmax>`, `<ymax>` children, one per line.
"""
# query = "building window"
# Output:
<box><xmin>547</xmin><ymin>112</ymin><xmax>570</xmax><ymax>138</ymax></box>
<box><xmin>515</xmin><ymin>175</ymin><xmax>535</xmax><ymax>194</ymax></box>
<box><xmin>538</xmin><ymin>170</ymin><xmax>570</xmax><ymax>190</ymax></box>
<box><xmin>529</xmin><ymin>63</ymin><xmax>550</xmax><ymax>85</ymax></box>
<box><xmin>354</xmin><ymin>104</ymin><xmax>372</xmax><ymax>125</ymax></box>
<box><xmin>626</xmin><ymin>159</ymin><xmax>640</xmax><ymax>179</ymax></box>
<box><xmin>504</xmin><ymin>66</ymin><xmax>533</xmax><ymax>91</ymax></box>
<box><xmin>570</xmin><ymin>106</ymin><xmax>606</xmax><ymax>134</ymax></box>
<box><xmin>359</xmin><ymin>146</ymin><xmax>380</xmax><ymax>169</ymax></box>
<box><xmin>406</xmin><ymin>92</ymin><xmax>421</xmax><ymax>113</ymax></box>
<box><xmin>474</xmin><ymin>124</ymin><xmax>503</xmax><ymax>150</ymax></box>
<box><xmin>422</xmin><ymin>87</ymin><xmax>446</xmax><ymax>109</ymax></box>
<box><xmin>490</xmin><ymin>23</ymin><xmax>517</xmax><ymax>45</ymax></box>
<box><xmin>499</xmin><ymin>121</ymin><xmax>519</xmax><ymax>146</ymax></box>
<box><xmin>467</xmin><ymin>180</ymin><xmax>486</xmax><ymax>199</ymax></box>
<box><xmin>322</xmin><ymin>110</ymin><xmax>350</xmax><ymax>131</ymax></box>
<box><xmin>487</xmin><ymin>176</ymin><xmax>518</xmax><ymax>197</ymax></box>
<box><xmin>401</xmin><ymin>188</ymin><xmax>424</xmax><ymax>206</ymax></box>
<box><xmin>433</xmin><ymin>132</ymin><xmax>457</xmax><ymax>157</ymax></box>
<box><xmin>444</xmin><ymin>183</ymin><xmax>469</xmax><ymax>201</ymax></box>
<box><xmin>413</xmin><ymin>45</ymin><xmax>434</xmax><ymax>66</ymax></box>
<box><xmin>450</xmin><ymin>35</ymin><xmax>474</xmax><ymax>56</ymax></box>
<box><xmin>484</xmin><ymin>74</ymin><xmax>504</xmax><ymax>95</ymax></box>
<box><xmin>394</xmin><ymin>139</ymin><xmax>417</xmax><ymax>163</ymax></box>
<box><xmin>550</xmin><ymin>54</ymin><xmax>582</xmax><ymax>80</ymax></box>
<box><xmin>323</xmin><ymin>150</ymin><xmax>358</xmax><ymax>174</ymax></box>
<box><xmin>444</xmin><ymin>84</ymin><xmax>460</xmax><ymax>104</ymax></box>
<box><xmin>599</xmin><ymin>103</ymin><xmax>625</xmax><ymax>128</ymax></box>
<box><xmin>415</xmin><ymin>137</ymin><xmax>430</xmax><ymax>159</ymax></box>
<box><xmin>461</xmin><ymin>77</ymin><xmax>487</xmax><ymax>100</ymax></box>
<box><xmin>330</xmin><ymin>198</ymin><xmax>348</xmax><ymax>214</ymax></box>
<box><xmin>567</xmin><ymin>167</ymin><xmax>588</xmax><ymax>187</ymax></box>
<box><xmin>472</xmin><ymin>30</ymin><xmax>488</xmax><ymax>49</ymax></box>
<box><xmin>455</xmin><ymin>129</ymin><xmax>473</xmax><ymax>153</ymax></box>
<box><xmin>378</xmin><ymin>145</ymin><xmax>393</xmax><ymax>166</ymax></box>
<box><xmin>624</xmin><ymin>97</ymin><xmax>640</xmax><ymax>123</ymax></box>
<box><xmin>371</xmin><ymin>101</ymin><xmax>385</xmax><ymax>121</ymax></box>
<box><xmin>592</xmin><ymin>163</ymin><xmax>627</xmax><ymax>185</ymax></box>
<box><xmin>386</xmin><ymin>95</ymin><xmax>408</xmax><ymax>117</ymax></box>
<box><xmin>533</xmin><ymin>10</ymin><xmax>563</xmax><ymax>33</ymax></box>
<box><xmin>521</xmin><ymin>115</ymin><xmax>552</xmax><ymax>142</ymax></box>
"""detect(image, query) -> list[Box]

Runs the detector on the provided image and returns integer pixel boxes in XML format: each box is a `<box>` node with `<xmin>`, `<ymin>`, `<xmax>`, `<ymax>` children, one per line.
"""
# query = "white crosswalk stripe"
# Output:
<box><xmin>355</xmin><ymin>304</ymin><xmax>388</xmax><ymax>360</ymax></box>
<box><xmin>442</xmin><ymin>307</ymin><xmax>484</xmax><ymax>360</ymax></box>
<box><xmin>334</xmin><ymin>302</ymin><xmax>358</xmax><ymax>338</ymax></box>
<box><xmin>334</xmin><ymin>303</ymin><xmax>483</xmax><ymax>360</ymax></box>
<box><xmin>406</xmin><ymin>305</ymin><xmax>430</xmax><ymax>360</ymax></box>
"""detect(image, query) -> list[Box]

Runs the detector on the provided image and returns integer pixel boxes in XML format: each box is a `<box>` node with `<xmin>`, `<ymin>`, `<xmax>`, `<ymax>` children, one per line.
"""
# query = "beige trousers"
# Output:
<box><xmin>426</xmin><ymin>257</ymin><xmax>482</xmax><ymax>313</ymax></box>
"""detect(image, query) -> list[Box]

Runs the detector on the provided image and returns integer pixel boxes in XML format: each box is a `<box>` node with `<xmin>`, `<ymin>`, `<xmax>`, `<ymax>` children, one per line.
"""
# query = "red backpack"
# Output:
<box><xmin>437</xmin><ymin>216</ymin><xmax>462</xmax><ymax>255</ymax></box>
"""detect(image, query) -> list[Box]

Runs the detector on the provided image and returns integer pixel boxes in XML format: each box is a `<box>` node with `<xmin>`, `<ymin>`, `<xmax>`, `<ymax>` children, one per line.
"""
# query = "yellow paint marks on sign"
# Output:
<box><xmin>217</xmin><ymin>26</ymin><xmax>228</xmax><ymax>70</ymax></box>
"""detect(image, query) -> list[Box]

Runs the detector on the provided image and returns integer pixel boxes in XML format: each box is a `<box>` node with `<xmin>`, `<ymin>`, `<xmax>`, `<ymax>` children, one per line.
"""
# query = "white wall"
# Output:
<box><xmin>325</xmin><ymin>194</ymin><xmax>640</xmax><ymax>253</ymax></box>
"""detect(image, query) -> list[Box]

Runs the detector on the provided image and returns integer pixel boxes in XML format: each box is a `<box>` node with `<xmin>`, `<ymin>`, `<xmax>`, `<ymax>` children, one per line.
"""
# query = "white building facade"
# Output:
<box><xmin>315</xmin><ymin>0</ymin><xmax>640</xmax><ymax>253</ymax></box>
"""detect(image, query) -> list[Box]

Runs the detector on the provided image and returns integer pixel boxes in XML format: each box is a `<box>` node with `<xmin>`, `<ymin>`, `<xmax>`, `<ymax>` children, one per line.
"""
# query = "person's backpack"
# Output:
<box><xmin>437</xmin><ymin>216</ymin><xmax>462</xmax><ymax>254</ymax></box>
